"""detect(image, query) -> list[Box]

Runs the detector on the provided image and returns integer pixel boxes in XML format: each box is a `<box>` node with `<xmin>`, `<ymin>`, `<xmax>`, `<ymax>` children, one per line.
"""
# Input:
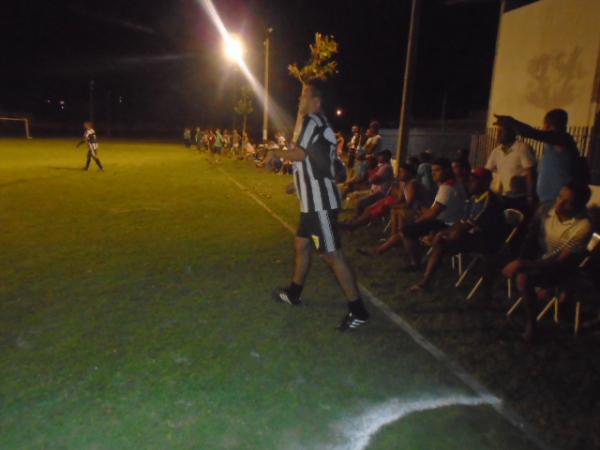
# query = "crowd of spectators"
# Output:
<box><xmin>182</xmin><ymin>126</ymin><xmax>295</xmax><ymax>171</ymax></box>
<box><xmin>185</xmin><ymin>107</ymin><xmax>598</xmax><ymax>342</ymax></box>
<box><xmin>332</xmin><ymin>108</ymin><xmax>596</xmax><ymax>342</ymax></box>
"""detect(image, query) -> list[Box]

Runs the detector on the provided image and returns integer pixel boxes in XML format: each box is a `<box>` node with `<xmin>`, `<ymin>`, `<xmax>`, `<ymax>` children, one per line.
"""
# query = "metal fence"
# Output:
<box><xmin>469</xmin><ymin>126</ymin><xmax>600</xmax><ymax>184</ymax></box>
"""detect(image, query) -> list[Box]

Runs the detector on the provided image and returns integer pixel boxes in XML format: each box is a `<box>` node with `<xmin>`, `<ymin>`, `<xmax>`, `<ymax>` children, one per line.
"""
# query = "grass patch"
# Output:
<box><xmin>0</xmin><ymin>138</ymin><xmax>581</xmax><ymax>449</ymax></box>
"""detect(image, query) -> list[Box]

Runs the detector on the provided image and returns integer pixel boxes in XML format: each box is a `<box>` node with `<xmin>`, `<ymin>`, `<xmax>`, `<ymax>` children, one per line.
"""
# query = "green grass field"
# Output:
<box><xmin>1</xmin><ymin>139</ymin><xmax>543</xmax><ymax>449</ymax></box>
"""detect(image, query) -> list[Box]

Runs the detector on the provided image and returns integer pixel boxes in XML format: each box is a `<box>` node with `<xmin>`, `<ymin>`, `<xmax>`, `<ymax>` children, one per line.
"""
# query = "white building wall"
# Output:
<box><xmin>488</xmin><ymin>0</ymin><xmax>600</xmax><ymax>128</ymax></box>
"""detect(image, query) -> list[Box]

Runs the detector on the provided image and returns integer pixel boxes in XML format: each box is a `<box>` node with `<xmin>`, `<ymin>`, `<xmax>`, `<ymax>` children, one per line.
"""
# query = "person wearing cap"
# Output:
<box><xmin>409</xmin><ymin>167</ymin><xmax>505</xmax><ymax>292</ymax></box>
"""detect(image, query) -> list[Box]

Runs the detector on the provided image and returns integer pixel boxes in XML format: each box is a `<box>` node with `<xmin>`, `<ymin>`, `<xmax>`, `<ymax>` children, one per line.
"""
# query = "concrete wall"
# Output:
<box><xmin>488</xmin><ymin>0</ymin><xmax>600</xmax><ymax>128</ymax></box>
<box><xmin>381</xmin><ymin>128</ymin><xmax>478</xmax><ymax>161</ymax></box>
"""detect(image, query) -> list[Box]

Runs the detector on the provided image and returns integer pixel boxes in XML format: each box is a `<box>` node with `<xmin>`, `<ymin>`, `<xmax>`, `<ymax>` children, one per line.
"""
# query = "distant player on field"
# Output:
<box><xmin>263</xmin><ymin>84</ymin><xmax>370</xmax><ymax>331</ymax></box>
<box><xmin>76</xmin><ymin>121</ymin><xmax>104</xmax><ymax>171</ymax></box>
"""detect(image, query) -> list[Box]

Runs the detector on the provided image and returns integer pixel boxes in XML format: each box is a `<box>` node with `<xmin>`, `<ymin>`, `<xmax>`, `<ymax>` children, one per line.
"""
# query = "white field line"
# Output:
<box><xmin>218</xmin><ymin>167</ymin><xmax>554</xmax><ymax>450</ymax></box>
<box><xmin>326</xmin><ymin>395</ymin><xmax>491</xmax><ymax>450</ymax></box>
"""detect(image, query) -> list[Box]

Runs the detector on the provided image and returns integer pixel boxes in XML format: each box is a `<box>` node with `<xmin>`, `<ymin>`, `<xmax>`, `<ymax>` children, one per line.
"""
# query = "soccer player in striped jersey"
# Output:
<box><xmin>76</xmin><ymin>121</ymin><xmax>104</xmax><ymax>171</ymax></box>
<box><xmin>263</xmin><ymin>84</ymin><xmax>370</xmax><ymax>331</ymax></box>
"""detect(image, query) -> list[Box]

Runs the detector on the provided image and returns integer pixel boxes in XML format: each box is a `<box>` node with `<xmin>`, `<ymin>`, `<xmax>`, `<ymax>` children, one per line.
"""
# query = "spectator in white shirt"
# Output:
<box><xmin>400</xmin><ymin>158</ymin><xmax>465</xmax><ymax>271</ymax></box>
<box><xmin>347</xmin><ymin>125</ymin><xmax>362</xmax><ymax>169</ymax></box>
<box><xmin>485</xmin><ymin>125</ymin><xmax>537</xmax><ymax>213</ymax></box>
<box><xmin>364</xmin><ymin>121</ymin><xmax>383</xmax><ymax>155</ymax></box>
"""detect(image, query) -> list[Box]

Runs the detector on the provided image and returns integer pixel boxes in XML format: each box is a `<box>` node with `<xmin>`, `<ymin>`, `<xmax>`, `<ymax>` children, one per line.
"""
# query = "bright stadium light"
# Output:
<box><xmin>224</xmin><ymin>35</ymin><xmax>245</xmax><ymax>63</ymax></box>
<box><xmin>200</xmin><ymin>0</ymin><xmax>293</xmax><ymax>132</ymax></box>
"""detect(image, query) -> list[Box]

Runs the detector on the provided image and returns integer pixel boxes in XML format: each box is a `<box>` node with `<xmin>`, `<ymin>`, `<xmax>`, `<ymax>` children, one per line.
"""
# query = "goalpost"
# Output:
<box><xmin>0</xmin><ymin>116</ymin><xmax>32</xmax><ymax>139</ymax></box>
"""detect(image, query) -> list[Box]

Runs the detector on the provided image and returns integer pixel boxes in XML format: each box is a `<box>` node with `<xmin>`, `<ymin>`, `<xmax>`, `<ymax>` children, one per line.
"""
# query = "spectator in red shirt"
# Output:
<box><xmin>356</xmin><ymin>149</ymin><xmax>395</xmax><ymax>214</ymax></box>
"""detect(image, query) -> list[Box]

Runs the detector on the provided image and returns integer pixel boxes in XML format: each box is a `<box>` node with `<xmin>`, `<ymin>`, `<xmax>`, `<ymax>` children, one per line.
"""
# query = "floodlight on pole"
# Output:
<box><xmin>262</xmin><ymin>27</ymin><xmax>273</xmax><ymax>143</ymax></box>
<box><xmin>224</xmin><ymin>35</ymin><xmax>245</xmax><ymax>64</ymax></box>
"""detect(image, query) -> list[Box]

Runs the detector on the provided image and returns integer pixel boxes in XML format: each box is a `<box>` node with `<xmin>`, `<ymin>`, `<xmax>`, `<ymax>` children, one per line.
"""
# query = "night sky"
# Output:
<box><xmin>2</xmin><ymin>0</ymin><xmax>502</xmax><ymax>135</ymax></box>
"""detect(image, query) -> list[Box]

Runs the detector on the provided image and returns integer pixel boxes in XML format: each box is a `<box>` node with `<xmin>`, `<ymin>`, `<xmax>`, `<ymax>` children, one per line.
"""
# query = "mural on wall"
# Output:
<box><xmin>525</xmin><ymin>47</ymin><xmax>585</xmax><ymax>112</ymax></box>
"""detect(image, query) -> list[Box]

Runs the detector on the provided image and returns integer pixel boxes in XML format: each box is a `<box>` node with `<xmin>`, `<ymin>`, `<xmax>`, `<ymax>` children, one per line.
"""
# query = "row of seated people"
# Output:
<box><xmin>338</xmin><ymin>153</ymin><xmax>595</xmax><ymax>342</ymax></box>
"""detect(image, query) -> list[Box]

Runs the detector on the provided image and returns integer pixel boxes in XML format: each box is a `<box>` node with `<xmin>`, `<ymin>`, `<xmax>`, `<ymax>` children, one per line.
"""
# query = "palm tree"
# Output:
<box><xmin>288</xmin><ymin>33</ymin><xmax>339</xmax><ymax>141</ymax></box>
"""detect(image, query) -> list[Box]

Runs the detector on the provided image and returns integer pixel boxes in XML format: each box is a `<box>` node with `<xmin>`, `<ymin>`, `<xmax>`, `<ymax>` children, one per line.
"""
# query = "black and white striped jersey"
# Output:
<box><xmin>84</xmin><ymin>129</ymin><xmax>98</xmax><ymax>150</ymax></box>
<box><xmin>293</xmin><ymin>112</ymin><xmax>341</xmax><ymax>213</ymax></box>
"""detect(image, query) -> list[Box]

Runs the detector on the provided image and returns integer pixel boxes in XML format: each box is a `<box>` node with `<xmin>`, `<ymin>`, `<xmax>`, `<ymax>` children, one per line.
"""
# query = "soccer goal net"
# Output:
<box><xmin>0</xmin><ymin>116</ymin><xmax>32</xmax><ymax>139</ymax></box>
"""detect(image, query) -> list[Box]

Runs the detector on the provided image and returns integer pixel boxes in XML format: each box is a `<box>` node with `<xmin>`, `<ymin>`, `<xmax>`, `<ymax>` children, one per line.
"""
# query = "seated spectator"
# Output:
<box><xmin>502</xmin><ymin>181</ymin><xmax>592</xmax><ymax>341</ymax></box>
<box><xmin>336</xmin><ymin>131</ymin><xmax>346</xmax><ymax>157</ymax></box>
<box><xmin>409</xmin><ymin>168</ymin><xmax>505</xmax><ymax>292</ymax></box>
<box><xmin>407</xmin><ymin>156</ymin><xmax>420</xmax><ymax>172</ymax></box>
<box><xmin>417</xmin><ymin>150</ymin><xmax>436</xmax><ymax>205</ymax></box>
<box><xmin>359</xmin><ymin>164</ymin><xmax>427</xmax><ymax>255</ymax></box>
<box><xmin>485</xmin><ymin>124</ymin><xmax>536</xmax><ymax>213</ymax></box>
<box><xmin>261</xmin><ymin>142</ymin><xmax>284</xmax><ymax>171</ymax></box>
<box><xmin>456</xmin><ymin>147</ymin><xmax>471</xmax><ymax>173</ymax></box>
<box><xmin>364</xmin><ymin>121</ymin><xmax>383</xmax><ymax>155</ymax></box>
<box><xmin>452</xmin><ymin>158</ymin><xmax>470</xmax><ymax>199</ymax></box>
<box><xmin>194</xmin><ymin>127</ymin><xmax>202</xmax><ymax>149</ymax></box>
<box><xmin>494</xmin><ymin>109</ymin><xmax>588</xmax><ymax>207</ymax></box>
<box><xmin>223</xmin><ymin>129</ymin><xmax>232</xmax><ymax>153</ymax></box>
<box><xmin>341</xmin><ymin>153</ymin><xmax>376</xmax><ymax>198</ymax></box>
<box><xmin>281</xmin><ymin>159</ymin><xmax>293</xmax><ymax>175</ymax></box>
<box><xmin>275</xmin><ymin>131</ymin><xmax>287</xmax><ymax>149</ymax></box>
<box><xmin>399</xmin><ymin>158</ymin><xmax>465</xmax><ymax>271</ymax></box>
<box><xmin>356</xmin><ymin>149</ymin><xmax>395</xmax><ymax>214</ymax></box>
<box><xmin>340</xmin><ymin>163</ymin><xmax>422</xmax><ymax>231</ymax></box>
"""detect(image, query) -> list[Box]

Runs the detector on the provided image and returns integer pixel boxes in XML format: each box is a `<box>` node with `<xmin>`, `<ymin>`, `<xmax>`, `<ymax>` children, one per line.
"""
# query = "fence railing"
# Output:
<box><xmin>470</xmin><ymin>126</ymin><xmax>600</xmax><ymax>184</ymax></box>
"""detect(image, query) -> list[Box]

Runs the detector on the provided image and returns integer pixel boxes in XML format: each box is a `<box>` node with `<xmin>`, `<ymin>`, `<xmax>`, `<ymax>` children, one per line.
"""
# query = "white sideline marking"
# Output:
<box><xmin>218</xmin><ymin>167</ymin><xmax>553</xmax><ymax>450</ymax></box>
<box><xmin>326</xmin><ymin>395</ymin><xmax>492</xmax><ymax>450</ymax></box>
<box><xmin>218</xmin><ymin>168</ymin><xmax>295</xmax><ymax>234</ymax></box>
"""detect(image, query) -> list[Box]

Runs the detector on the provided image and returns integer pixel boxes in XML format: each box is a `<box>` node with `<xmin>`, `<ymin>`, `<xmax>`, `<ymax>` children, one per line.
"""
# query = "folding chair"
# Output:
<box><xmin>456</xmin><ymin>208</ymin><xmax>524</xmax><ymax>300</ymax></box>
<box><xmin>451</xmin><ymin>253</ymin><xmax>464</xmax><ymax>275</ymax></box>
<box><xmin>508</xmin><ymin>232</ymin><xmax>600</xmax><ymax>336</ymax></box>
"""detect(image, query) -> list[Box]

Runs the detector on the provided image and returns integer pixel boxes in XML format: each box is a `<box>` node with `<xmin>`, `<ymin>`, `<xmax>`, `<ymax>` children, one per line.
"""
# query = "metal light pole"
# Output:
<box><xmin>262</xmin><ymin>27</ymin><xmax>273</xmax><ymax>142</ymax></box>
<box><xmin>395</xmin><ymin>0</ymin><xmax>422</xmax><ymax>167</ymax></box>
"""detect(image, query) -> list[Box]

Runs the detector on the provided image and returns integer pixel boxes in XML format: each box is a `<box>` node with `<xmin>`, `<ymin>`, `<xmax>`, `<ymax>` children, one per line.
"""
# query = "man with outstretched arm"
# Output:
<box><xmin>263</xmin><ymin>84</ymin><xmax>370</xmax><ymax>331</ymax></box>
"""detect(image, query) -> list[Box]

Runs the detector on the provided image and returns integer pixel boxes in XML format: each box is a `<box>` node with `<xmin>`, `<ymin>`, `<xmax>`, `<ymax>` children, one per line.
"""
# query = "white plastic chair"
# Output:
<box><xmin>507</xmin><ymin>232</ymin><xmax>600</xmax><ymax>336</ymax></box>
<box><xmin>456</xmin><ymin>208</ymin><xmax>524</xmax><ymax>300</ymax></box>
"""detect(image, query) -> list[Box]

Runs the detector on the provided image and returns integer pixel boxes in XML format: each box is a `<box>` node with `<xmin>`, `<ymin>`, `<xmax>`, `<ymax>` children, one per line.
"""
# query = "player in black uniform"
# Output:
<box><xmin>76</xmin><ymin>121</ymin><xmax>104</xmax><ymax>171</ymax></box>
<box><xmin>264</xmin><ymin>84</ymin><xmax>370</xmax><ymax>331</ymax></box>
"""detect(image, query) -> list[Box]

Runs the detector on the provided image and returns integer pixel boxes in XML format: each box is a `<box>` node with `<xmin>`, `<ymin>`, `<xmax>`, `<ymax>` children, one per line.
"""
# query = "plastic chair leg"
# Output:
<box><xmin>507</xmin><ymin>297</ymin><xmax>523</xmax><ymax>317</ymax></box>
<box><xmin>574</xmin><ymin>302</ymin><xmax>581</xmax><ymax>336</ymax></box>
<box><xmin>467</xmin><ymin>277</ymin><xmax>484</xmax><ymax>300</ymax></box>
<box><xmin>537</xmin><ymin>297</ymin><xmax>558</xmax><ymax>322</ymax></box>
<box><xmin>455</xmin><ymin>255</ymin><xmax>479</xmax><ymax>288</ymax></box>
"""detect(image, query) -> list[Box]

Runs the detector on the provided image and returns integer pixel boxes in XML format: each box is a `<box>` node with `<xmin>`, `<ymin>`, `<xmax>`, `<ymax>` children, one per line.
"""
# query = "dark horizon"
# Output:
<box><xmin>2</xmin><ymin>0</ymin><xmax>502</xmax><ymax>136</ymax></box>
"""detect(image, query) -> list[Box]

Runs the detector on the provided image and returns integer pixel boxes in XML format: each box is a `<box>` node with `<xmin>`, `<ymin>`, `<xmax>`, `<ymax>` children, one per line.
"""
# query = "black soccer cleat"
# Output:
<box><xmin>337</xmin><ymin>312</ymin><xmax>369</xmax><ymax>332</ymax></box>
<box><xmin>272</xmin><ymin>288</ymin><xmax>302</xmax><ymax>306</ymax></box>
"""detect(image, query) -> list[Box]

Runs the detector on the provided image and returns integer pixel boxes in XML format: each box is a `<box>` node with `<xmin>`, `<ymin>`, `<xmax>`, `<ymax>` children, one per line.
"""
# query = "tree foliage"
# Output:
<box><xmin>233</xmin><ymin>86</ymin><xmax>254</xmax><ymax>116</ymax></box>
<box><xmin>288</xmin><ymin>33</ymin><xmax>339</xmax><ymax>85</ymax></box>
<box><xmin>234</xmin><ymin>86</ymin><xmax>253</xmax><ymax>136</ymax></box>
